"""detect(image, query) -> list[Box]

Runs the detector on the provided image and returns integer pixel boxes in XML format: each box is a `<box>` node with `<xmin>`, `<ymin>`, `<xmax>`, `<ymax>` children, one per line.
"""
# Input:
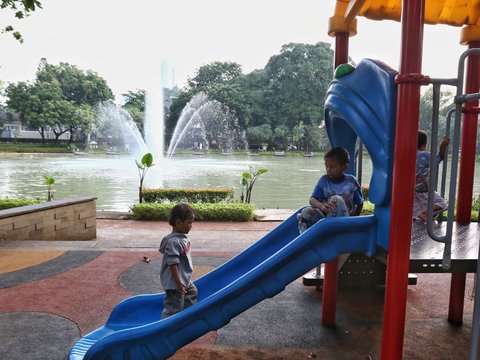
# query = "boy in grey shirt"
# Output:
<box><xmin>159</xmin><ymin>204</ymin><xmax>197</xmax><ymax>319</ymax></box>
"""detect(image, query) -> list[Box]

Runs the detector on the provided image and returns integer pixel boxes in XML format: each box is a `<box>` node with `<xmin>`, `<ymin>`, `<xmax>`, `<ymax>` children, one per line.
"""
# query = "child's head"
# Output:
<box><xmin>169</xmin><ymin>203</ymin><xmax>195</xmax><ymax>234</ymax></box>
<box><xmin>418</xmin><ymin>130</ymin><xmax>428</xmax><ymax>150</ymax></box>
<box><xmin>324</xmin><ymin>147</ymin><xmax>350</xmax><ymax>181</ymax></box>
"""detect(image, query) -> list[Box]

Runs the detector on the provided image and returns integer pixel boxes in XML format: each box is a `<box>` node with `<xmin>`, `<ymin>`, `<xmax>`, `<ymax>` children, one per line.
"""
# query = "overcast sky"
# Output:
<box><xmin>0</xmin><ymin>0</ymin><xmax>469</xmax><ymax>103</ymax></box>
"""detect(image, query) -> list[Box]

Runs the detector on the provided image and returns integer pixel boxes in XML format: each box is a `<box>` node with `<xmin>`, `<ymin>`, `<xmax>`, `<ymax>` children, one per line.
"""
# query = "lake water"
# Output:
<box><xmin>1</xmin><ymin>153</ymin><xmax>477</xmax><ymax>211</ymax></box>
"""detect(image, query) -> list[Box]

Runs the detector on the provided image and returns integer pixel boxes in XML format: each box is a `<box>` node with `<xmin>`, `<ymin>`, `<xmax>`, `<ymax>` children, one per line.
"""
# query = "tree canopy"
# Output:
<box><xmin>167</xmin><ymin>42</ymin><xmax>334</xmax><ymax>151</ymax></box>
<box><xmin>187</xmin><ymin>61</ymin><xmax>243</xmax><ymax>91</ymax></box>
<box><xmin>1</xmin><ymin>0</ymin><xmax>42</xmax><ymax>43</ymax></box>
<box><xmin>5</xmin><ymin>59</ymin><xmax>113</xmax><ymax>142</ymax></box>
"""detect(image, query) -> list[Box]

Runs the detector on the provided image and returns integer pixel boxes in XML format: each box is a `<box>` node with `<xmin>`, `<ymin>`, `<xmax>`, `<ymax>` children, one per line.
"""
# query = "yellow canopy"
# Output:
<box><xmin>329</xmin><ymin>0</ymin><xmax>480</xmax><ymax>44</ymax></box>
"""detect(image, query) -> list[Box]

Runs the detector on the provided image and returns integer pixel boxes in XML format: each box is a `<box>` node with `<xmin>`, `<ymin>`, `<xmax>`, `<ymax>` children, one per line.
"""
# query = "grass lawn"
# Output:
<box><xmin>0</xmin><ymin>143</ymin><xmax>72</xmax><ymax>153</ymax></box>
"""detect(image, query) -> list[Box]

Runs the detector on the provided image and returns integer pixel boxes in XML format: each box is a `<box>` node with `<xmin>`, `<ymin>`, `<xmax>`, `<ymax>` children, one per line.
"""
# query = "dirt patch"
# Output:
<box><xmin>173</xmin><ymin>346</ymin><xmax>323</xmax><ymax>360</ymax></box>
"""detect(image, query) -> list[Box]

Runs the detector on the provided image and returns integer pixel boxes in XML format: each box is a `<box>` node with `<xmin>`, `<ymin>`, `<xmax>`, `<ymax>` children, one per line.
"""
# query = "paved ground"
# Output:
<box><xmin>0</xmin><ymin>213</ymin><xmax>477</xmax><ymax>359</ymax></box>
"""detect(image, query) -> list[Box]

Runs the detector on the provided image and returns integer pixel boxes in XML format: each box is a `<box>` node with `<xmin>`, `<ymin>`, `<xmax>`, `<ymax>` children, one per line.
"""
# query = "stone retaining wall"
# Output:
<box><xmin>0</xmin><ymin>196</ymin><xmax>97</xmax><ymax>241</ymax></box>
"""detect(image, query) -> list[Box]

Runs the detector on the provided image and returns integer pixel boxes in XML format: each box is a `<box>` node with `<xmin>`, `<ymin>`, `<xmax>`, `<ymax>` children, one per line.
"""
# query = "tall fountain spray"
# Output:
<box><xmin>144</xmin><ymin>87</ymin><xmax>164</xmax><ymax>161</ymax></box>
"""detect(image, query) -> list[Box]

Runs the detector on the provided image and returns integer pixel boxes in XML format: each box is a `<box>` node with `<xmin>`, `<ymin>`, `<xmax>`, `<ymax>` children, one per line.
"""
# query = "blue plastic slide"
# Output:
<box><xmin>69</xmin><ymin>212</ymin><xmax>378</xmax><ymax>360</ymax></box>
<box><xmin>70</xmin><ymin>59</ymin><xmax>398</xmax><ymax>360</ymax></box>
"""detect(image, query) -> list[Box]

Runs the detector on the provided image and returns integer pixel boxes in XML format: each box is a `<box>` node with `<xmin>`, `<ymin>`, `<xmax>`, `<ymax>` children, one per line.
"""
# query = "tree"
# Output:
<box><xmin>188</xmin><ymin>61</ymin><xmax>243</xmax><ymax>91</ymax></box>
<box><xmin>122</xmin><ymin>89</ymin><xmax>145</xmax><ymax>132</ymax></box>
<box><xmin>292</xmin><ymin>123</ymin><xmax>305</xmax><ymax>150</ymax></box>
<box><xmin>4</xmin><ymin>81</ymin><xmax>30</xmax><ymax>117</ymax></box>
<box><xmin>303</xmin><ymin>124</ymin><xmax>326</xmax><ymax>151</ymax></box>
<box><xmin>419</xmin><ymin>87</ymin><xmax>454</xmax><ymax>143</ymax></box>
<box><xmin>1</xmin><ymin>0</ymin><xmax>42</xmax><ymax>43</ymax></box>
<box><xmin>5</xmin><ymin>60</ymin><xmax>114</xmax><ymax>143</ymax></box>
<box><xmin>36</xmin><ymin>62</ymin><xmax>114</xmax><ymax>105</ymax></box>
<box><xmin>165</xmin><ymin>89</ymin><xmax>195</xmax><ymax>144</ymax></box>
<box><xmin>6</xmin><ymin>79</ymin><xmax>71</xmax><ymax>142</ymax></box>
<box><xmin>122</xmin><ymin>89</ymin><xmax>145</xmax><ymax>111</ymax></box>
<box><xmin>246</xmin><ymin>124</ymin><xmax>272</xmax><ymax>148</ymax></box>
<box><xmin>68</xmin><ymin>104</ymin><xmax>95</xmax><ymax>143</ymax></box>
<box><xmin>207</xmin><ymin>82</ymin><xmax>252</xmax><ymax>129</ymax></box>
<box><xmin>166</xmin><ymin>44</ymin><xmax>334</xmax><ymax>150</ymax></box>
<box><xmin>263</xmin><ymin>42</ymin><xmax>334</xmax><ymax>130</ymax></box>
<box><xmin>273</xmin><ymin>125</ymin><xmax>290</xmax><ymax>150</ymax></box>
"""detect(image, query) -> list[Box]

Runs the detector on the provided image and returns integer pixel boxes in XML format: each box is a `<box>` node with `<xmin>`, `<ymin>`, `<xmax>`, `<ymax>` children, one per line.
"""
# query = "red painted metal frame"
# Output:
<box><xmin>380</xmin><ymin>0</ymin><xmax>425</xmax><ymax>358</ymax></box>
<box><xmin>448</xmin><ymin>272</ymin><xmax>467</xmax><ymax>323</ymax></box>
<box><xmin>457</xmin><ymin>41</ymin><xmax>480</xmax><ymax>224</ymax></box>
<box><xmin>447</xmin><ymin>40</ymin><xmax>480</xmax><ymax>324</ymax></box>
<box><xmin>321</xmin><ymin>31</ymin><xmax>349</xmax><ymax>326</ymax></box>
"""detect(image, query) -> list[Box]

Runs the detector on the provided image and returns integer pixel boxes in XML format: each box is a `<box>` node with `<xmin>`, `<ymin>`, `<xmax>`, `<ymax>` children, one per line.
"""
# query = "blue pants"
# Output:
<box><xmin>297</xmin><ymin>195</ymin><xmax>349</xmax><ymax>234</ymax></box>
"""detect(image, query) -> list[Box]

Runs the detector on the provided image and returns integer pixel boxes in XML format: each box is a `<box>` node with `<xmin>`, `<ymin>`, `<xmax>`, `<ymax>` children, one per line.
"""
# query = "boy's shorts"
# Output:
<box><xmin>161</xmin><ymin>283</ymin><xmax>198</xmax><ymax>319</ymax></box>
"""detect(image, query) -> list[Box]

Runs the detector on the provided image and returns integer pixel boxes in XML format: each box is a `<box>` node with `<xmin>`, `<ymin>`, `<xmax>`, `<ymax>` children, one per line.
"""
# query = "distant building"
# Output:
<box><xmin>0</xmin><ymin>108</ymin><xmax>70</xmax><ymax>141</ymax></box>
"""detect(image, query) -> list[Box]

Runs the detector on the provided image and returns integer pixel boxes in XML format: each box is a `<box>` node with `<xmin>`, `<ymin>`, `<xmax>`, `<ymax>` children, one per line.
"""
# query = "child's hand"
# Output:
<box><xmin>176</xmin><ymin>282</ymin><xmax>187</xmax><ymax>294</ymax></box>
<box><xmin>322</xmin><ymin>201</ymin><xmax>336</xmax><ymax>214</ymax></box>
<box><xmin>439</xmin><ymin>136</ymin><xmax>450</xmax><ymax>160</ymax></box>
<box><xmin>441</xmin><ymin>137</ymin><xmax>450</xmax><ymax>147</ymax></box>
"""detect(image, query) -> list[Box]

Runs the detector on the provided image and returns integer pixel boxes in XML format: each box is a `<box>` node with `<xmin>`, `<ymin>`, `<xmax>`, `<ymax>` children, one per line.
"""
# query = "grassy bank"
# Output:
<box><xmin>0</xmin><ymin>143</ymin><xmax>72</xmax><ymax>153</ymax></box>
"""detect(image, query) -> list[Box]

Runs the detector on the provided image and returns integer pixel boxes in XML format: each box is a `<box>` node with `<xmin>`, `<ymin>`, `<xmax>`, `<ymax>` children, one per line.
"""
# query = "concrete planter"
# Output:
<box><xmin>0</xmin><ymin>196</ymin><xmax>97</xmax><ymax>241</ymax></box>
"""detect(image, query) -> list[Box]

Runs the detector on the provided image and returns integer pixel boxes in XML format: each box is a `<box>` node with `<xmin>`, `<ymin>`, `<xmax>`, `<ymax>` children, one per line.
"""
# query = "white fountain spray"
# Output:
<box><xmin>166</xmin><ymin>93</ymin><xmax>247</xmax><ymax>157</ymax></box>
<box><xmin>95</xmin><ymin>102</ymin><xmax>148</xmax><ymax>157</ymax></box>
<box><xmin>144</xmin><ymin>74</ymin><xmax>164</xmax><ymax>161</ymax></box>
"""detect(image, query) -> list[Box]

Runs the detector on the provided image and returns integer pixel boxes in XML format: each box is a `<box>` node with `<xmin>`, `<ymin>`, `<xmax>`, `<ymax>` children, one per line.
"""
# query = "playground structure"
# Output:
<box><xmin>69</xmin><ymin>1</ymin><xmax>480</xmax><ymax>359</ymax></box>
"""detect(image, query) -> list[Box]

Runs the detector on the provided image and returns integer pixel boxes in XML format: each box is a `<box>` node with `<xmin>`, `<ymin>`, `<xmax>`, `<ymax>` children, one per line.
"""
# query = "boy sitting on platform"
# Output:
<box><xmin>298</xmin><ymin>146</ymin><xmax>364</xmax><ymax>233</ymax></box>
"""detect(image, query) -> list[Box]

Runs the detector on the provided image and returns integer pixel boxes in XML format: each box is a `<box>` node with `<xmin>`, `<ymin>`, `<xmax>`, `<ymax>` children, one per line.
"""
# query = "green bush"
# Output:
<box><xmin>143</xmin><ymin>187</ymin><xmax>234</xmax><ymax>204</ymax></box>
<box><xmin>0</xmin><ymin>198</ymin><xmax>41</xmax><ymax>210</ymax></box>
<box><xmin>131</xmin><ymin>202</ymin><xmax>254</xmax><ymax>221</ymax></box>
<box><xmin>360</xmin><ymin>200</ymin><xmax>375</xmax><ymax>215</ymax></box>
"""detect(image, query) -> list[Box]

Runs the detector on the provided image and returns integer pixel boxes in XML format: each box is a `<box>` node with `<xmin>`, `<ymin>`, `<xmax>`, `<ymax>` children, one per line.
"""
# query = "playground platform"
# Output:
<box><xmin>0</xmin><ymin>215</ymin><xmax>476</xmax><ymax>360</ymax></box>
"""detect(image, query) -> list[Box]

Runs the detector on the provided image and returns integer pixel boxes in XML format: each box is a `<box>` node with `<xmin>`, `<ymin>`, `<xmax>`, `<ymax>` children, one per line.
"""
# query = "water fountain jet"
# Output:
<box><xmin>166</xmin><ymin>93</ymin><xmax>247</xmax><ymax>157</ymax></box>
<box><xmin>95</xmin><ymin>102</ymin><xmax>148</xmax><ymax>157</ymax></box>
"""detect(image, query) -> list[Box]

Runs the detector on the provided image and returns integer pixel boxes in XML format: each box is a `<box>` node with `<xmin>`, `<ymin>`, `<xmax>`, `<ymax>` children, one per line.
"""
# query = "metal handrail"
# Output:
<box><xmin>424</xmin><ymin>49</ymin><xmax>480</xmax><ymax>269</ymax></box>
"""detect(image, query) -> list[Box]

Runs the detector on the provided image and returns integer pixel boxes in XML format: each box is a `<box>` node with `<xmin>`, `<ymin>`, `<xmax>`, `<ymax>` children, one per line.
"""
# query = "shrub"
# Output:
<box><xmin>360</xmin><ymin>200</ymin><xmax>375</xmax><ymax>215</ymax></box>
<box><xmin>131</xmin><ymin>202</ymin><xmax>254</xmax><ymax>221</ymax></box>
<box><xmin>0</xmin><ymin>198</ymin><xmax>41</xmax><ymax>210</ymax></box>
<box><xmin>143</xmin><ymin>187</ymin><xmax>234</xmax><ymax>204</ymax></box>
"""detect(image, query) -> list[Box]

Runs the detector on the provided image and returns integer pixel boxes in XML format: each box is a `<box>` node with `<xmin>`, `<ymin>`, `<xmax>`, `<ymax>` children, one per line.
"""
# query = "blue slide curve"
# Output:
<box><xmin>69</xmin><ymin>59</ymin><xmax>398</xmax><ymax>360</ymax></box>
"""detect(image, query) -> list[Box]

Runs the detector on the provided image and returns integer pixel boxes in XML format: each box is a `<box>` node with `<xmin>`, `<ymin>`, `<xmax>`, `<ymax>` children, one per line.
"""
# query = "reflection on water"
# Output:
<box><xmin>9</xmin><ymin>152</ymin><xmax>474</xmax><ymax>212</ymax></box>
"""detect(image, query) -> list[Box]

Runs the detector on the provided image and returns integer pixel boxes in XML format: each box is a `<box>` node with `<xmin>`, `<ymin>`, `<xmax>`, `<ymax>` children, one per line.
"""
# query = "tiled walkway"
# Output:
<box><xmin>0</xmin><ymin>217</ymin><xmax>476</xmax><ymax>359</ymax></box>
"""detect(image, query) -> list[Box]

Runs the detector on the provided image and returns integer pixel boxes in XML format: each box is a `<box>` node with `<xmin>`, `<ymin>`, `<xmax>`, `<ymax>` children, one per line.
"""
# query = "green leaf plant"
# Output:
<box><xmin>135</xmin><ymin>152</ymin><xmax>154</xmax><ymax>204</ymax></box>
<box><xmin>44</xmin><ymin>176</ymin><xmax>55</xmax><ymax>202</ymax></box>
<box><xmin>240</xmin><ymin>166</ymin><xmax>268</xmax><ymax>204</ymax></box>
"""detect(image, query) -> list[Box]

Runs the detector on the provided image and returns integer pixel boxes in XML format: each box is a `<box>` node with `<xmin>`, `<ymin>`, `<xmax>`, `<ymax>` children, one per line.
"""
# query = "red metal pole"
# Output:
<box><xmin>448</xmin><ymin>272</ymin><xmax>467</xmax><ymax>323</ymax></box>
<box><xmin>322</xmin><ymin>31</ymin><xmax>349</xmax><ymax>326</ymax></box>
<box><xmin>380</xmin><ymin>0</ymin><xmax>425</xmax><ymax>358</ymax></box>
<box><xmin>456</xmin><ymin>41</ymin><xmax>480</xmax><ymax>223</ymax></box>
<box><xmin>447</xmin><ymin>40</ymin><xmax>480</xmax><ymax>324</ymax></box>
